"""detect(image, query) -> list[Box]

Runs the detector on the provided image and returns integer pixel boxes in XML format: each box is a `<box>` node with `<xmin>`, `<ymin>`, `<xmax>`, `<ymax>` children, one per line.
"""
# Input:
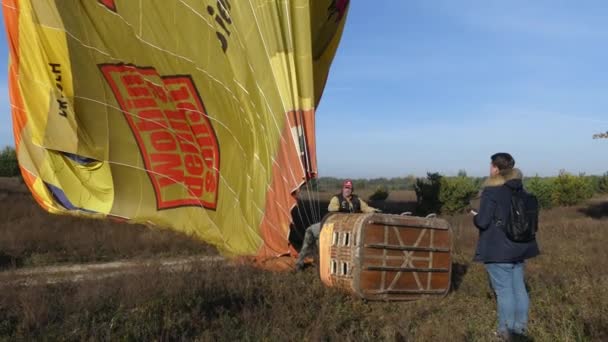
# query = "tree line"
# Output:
<box><xmin>312</xmin><ymin>171</ymin><xmax>608</xmax><ymax>215</ymax></box>
<box><xmin>2</xmin><ymin>146</ymin><xmax>606</xmax><ymax>214</ymax></box>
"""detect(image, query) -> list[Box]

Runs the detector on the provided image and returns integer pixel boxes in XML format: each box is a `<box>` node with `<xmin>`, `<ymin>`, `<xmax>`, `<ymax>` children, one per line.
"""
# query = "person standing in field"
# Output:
<box><xmin>295</xmin><ymin>179</ymin><xmax>379</xmax><ymax>271</ymax></box>
<box><xmin>471</xmin><ymin>153</ymin><xmax>540</xmax><ymax>341</ymax></box>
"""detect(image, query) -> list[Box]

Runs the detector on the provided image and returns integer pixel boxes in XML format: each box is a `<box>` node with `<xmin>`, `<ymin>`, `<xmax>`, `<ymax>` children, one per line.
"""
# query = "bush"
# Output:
<box><xmin>368</xmin><ymin>186</ymin><xmax>389</xmax><ymax>201</ymax></box>
<box><xmin>0</xmin><ymin>146</ymin><xmax>20</xmax><ymax>177</ymax></box>
<box><xmin>598</xmin><ymin>172</ymin><xmax>608</xmax><ymax>194</ymax></box>
<box><xmin>354</xmin><ymin>179</ymin><xmax>368</xmax><ymax>191</ymax></box>
<box><xmin>438</xmin><ymin>176</ymin><xmax>479</xmax><ymax>214</ymax></box>
<box><xmin>551</xmin><ymin>171</ymin><xmax>594</xmax><ymax>207</ymax></box>
<box><xmin>414</xmin><ymin>173</ymin><xmax>478</xmax><ymax>215</ymax></box>
<box><xmin>525</xmin><ymin>176</ymin><xmax>555</xmax><ymax>209</ymax></box>
<box><xmin>588</xmin><ymin>175</ymin><xmax>600</xmax><ymax>194</ymax></box>
<box><xmin>403</xmin><ymin>175</ymin><xmax>417</xmax><ymax>191</ymax></box>
<box><xmin>414</xmin><ymin>173</ymin><xmax>442</xmax><ymax>215</ymax></box>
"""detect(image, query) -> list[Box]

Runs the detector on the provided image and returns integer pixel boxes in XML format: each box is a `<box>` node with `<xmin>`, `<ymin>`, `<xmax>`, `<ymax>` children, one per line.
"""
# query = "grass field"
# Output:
<box><xmin>1</xmin><ymin>177</ymin><xmax>607</xmax><ymax>341</ymax></box>
<box><xmin>0</xmin><ymin>178</ymin><xmax>216</xmax><ymax>269</ymax></box>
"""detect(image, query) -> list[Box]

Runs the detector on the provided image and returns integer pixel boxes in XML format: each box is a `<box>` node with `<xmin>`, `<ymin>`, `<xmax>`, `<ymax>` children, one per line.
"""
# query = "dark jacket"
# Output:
<box><xmin>473</xmin><ymin>168</ymin><xmax>540</xmax><ymax>263</ymax></box>
<box><xmin>328</xmin><ymin>194</ymin><xmax>377</xmax><ymax>213</ymax></box>
<box><xmin>335</xmin><ymin>194</ymin><xmax>361</xmax><ymax>213</ymax></box>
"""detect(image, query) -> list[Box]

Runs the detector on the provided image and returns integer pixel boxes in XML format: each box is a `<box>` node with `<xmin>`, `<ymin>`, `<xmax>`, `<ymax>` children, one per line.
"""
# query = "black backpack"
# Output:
<box><xmin>504</xmin><ymin>188</ymin><xmax>539</xmax><ymax>242</ymax></box>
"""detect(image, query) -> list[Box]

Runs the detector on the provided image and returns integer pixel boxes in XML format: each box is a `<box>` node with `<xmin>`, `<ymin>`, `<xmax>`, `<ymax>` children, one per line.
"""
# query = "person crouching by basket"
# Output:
<box><xmin>471</xmin><ymin>153</ymin><xmax>540</xmax><ymax>341</ymax></box>
<box><xmin>295</xmin><ymin>179</ymin><xmax>380</xmax><ymax>271</ymax></box>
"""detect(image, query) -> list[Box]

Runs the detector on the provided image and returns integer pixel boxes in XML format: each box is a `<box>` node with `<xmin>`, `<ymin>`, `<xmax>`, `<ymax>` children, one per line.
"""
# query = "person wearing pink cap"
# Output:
<box><xmin>327</xmin><ymin>179</ymin><xmax>379</xmax><ymax>213</ymax></box>
<box><xmin>295</xmin><ymin>179</ymin><xmax>379</xmax><ymax>271</ymax></box>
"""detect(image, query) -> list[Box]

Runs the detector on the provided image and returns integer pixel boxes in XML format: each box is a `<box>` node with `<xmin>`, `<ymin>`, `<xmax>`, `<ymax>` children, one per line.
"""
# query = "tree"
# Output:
<box><xmin>414</xmin><ymin>172</ymin><xmax>442</xmax><ymax>215</ymax></box>
<box><xmin>593</xmin><ymin>131</ymin><xmax>608</xmax><ymax>139</ymax></box>
<box><xmin>369</xmin><ymin>185</ymin><xmax>389</xmax><ymax>201</ymax></box>
<box><xmin>599</xmin><ymin>172</ymin><xmax>608</xmax><ymax>194</ymax></box>
<box><xmin>438</xmin><ymin>176</ymin><xmax>478</xmax><ymax>214</ymax></box>
<box><xmin>0</xmin><ymin>146</ymin><xmax>20</xmax><ymax>177</ymax></box>
<box><xmin>551</xmin><ymin>171</ymin><xmax>594</xmax><ymax>206</ymax></box>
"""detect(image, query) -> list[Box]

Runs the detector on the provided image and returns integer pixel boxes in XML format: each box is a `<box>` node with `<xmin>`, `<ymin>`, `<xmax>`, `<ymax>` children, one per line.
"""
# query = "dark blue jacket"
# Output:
<box><xmin>473</xmin><ymin>168</ymin><xmax>540</xmax><ymax>263</ymax></box>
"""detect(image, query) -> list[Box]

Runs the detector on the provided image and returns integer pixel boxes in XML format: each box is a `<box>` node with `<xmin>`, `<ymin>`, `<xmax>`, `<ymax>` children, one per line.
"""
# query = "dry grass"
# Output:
<box><xmin>1</xmin><ymin>177</ymin><xmax>607</xmax><ymax>341</ymax></box>
<box><xmin>0</xmin><ymin>178</ymin><xmax>216</xmax><ymax>269</ymax></box>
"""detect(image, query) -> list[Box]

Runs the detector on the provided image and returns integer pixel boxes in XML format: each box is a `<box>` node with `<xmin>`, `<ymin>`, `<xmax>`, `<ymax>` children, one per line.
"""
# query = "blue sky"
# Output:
<box><xmin>1</xmin><ymin>1</ymin><xmax>607</xmax><ymax>178</ymax></box>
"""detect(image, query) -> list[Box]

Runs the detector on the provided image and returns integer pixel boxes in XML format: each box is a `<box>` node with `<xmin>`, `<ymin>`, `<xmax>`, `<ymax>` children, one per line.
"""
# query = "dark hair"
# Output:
<box><xmin>491</xmin><ymin>153</ymin><xmax>515</xmax><ymax>170</ymax></box>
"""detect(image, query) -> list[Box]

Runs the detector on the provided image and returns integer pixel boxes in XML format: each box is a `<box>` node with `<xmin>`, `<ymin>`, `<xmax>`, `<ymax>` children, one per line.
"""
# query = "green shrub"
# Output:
<box><xmin>525</xmin><ymin>176</ymin><xmax>555</xmax><ymax>209</ymax></box>
<box><xmin>588</xmin><ymin>176</ymin><xmax>598</xmax><ymax>194</ymax></box>
<box><xmin>368</xmin><ymin>186</ymin><xmax>389</xmax><ymax>201</ymax></box>
<box><xmin>414</xmin><ymin>173</ymin><xmax>442</xmax><ymax>215</ymax></box>
<box><xmin>472</xmin><ymin>177</ymin><xmax>484</xmax><ymax>189</ymax></box>
<box><xmin>598</xmin><ymin>172</ymin><xmax>608</xmax><ymax>194</ymax></box>
<box><xmin>404</xmin><ymin>175</ymin><xmax>417</xmax><ymax>191</ymax></box>
<box><xmin>354</xmin><ymin>179</ymin><xmax>368</xmax><ymax>191</ymax></box>
<box><xmin>438</xmin><ymin>176</ymin><xmax>479</xmax><ymax>214</ymax></box>
<box><xmin>0</xmin><ymin>146</ymin><xmax>20</xmax><ymax>177</ymax></box>
<box><xmin>551</xmin><ymin>171</ymin><xmax>594</xmax><ymax>206</ymax></box>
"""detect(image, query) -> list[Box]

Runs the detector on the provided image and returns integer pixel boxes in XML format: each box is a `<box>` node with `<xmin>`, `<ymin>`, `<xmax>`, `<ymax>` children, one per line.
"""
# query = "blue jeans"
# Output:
<box><xmin>485</xmin><ymin>262</ymin><xmax>529</xmax><ymax>335</ymax></box>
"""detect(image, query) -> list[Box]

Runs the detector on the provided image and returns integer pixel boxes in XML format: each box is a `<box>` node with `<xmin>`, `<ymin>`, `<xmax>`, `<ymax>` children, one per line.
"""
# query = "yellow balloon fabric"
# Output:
<box><xmin>3</xmin><ymin>0</ymin><xmax>349</xmax><ymax>262</ymax></box>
